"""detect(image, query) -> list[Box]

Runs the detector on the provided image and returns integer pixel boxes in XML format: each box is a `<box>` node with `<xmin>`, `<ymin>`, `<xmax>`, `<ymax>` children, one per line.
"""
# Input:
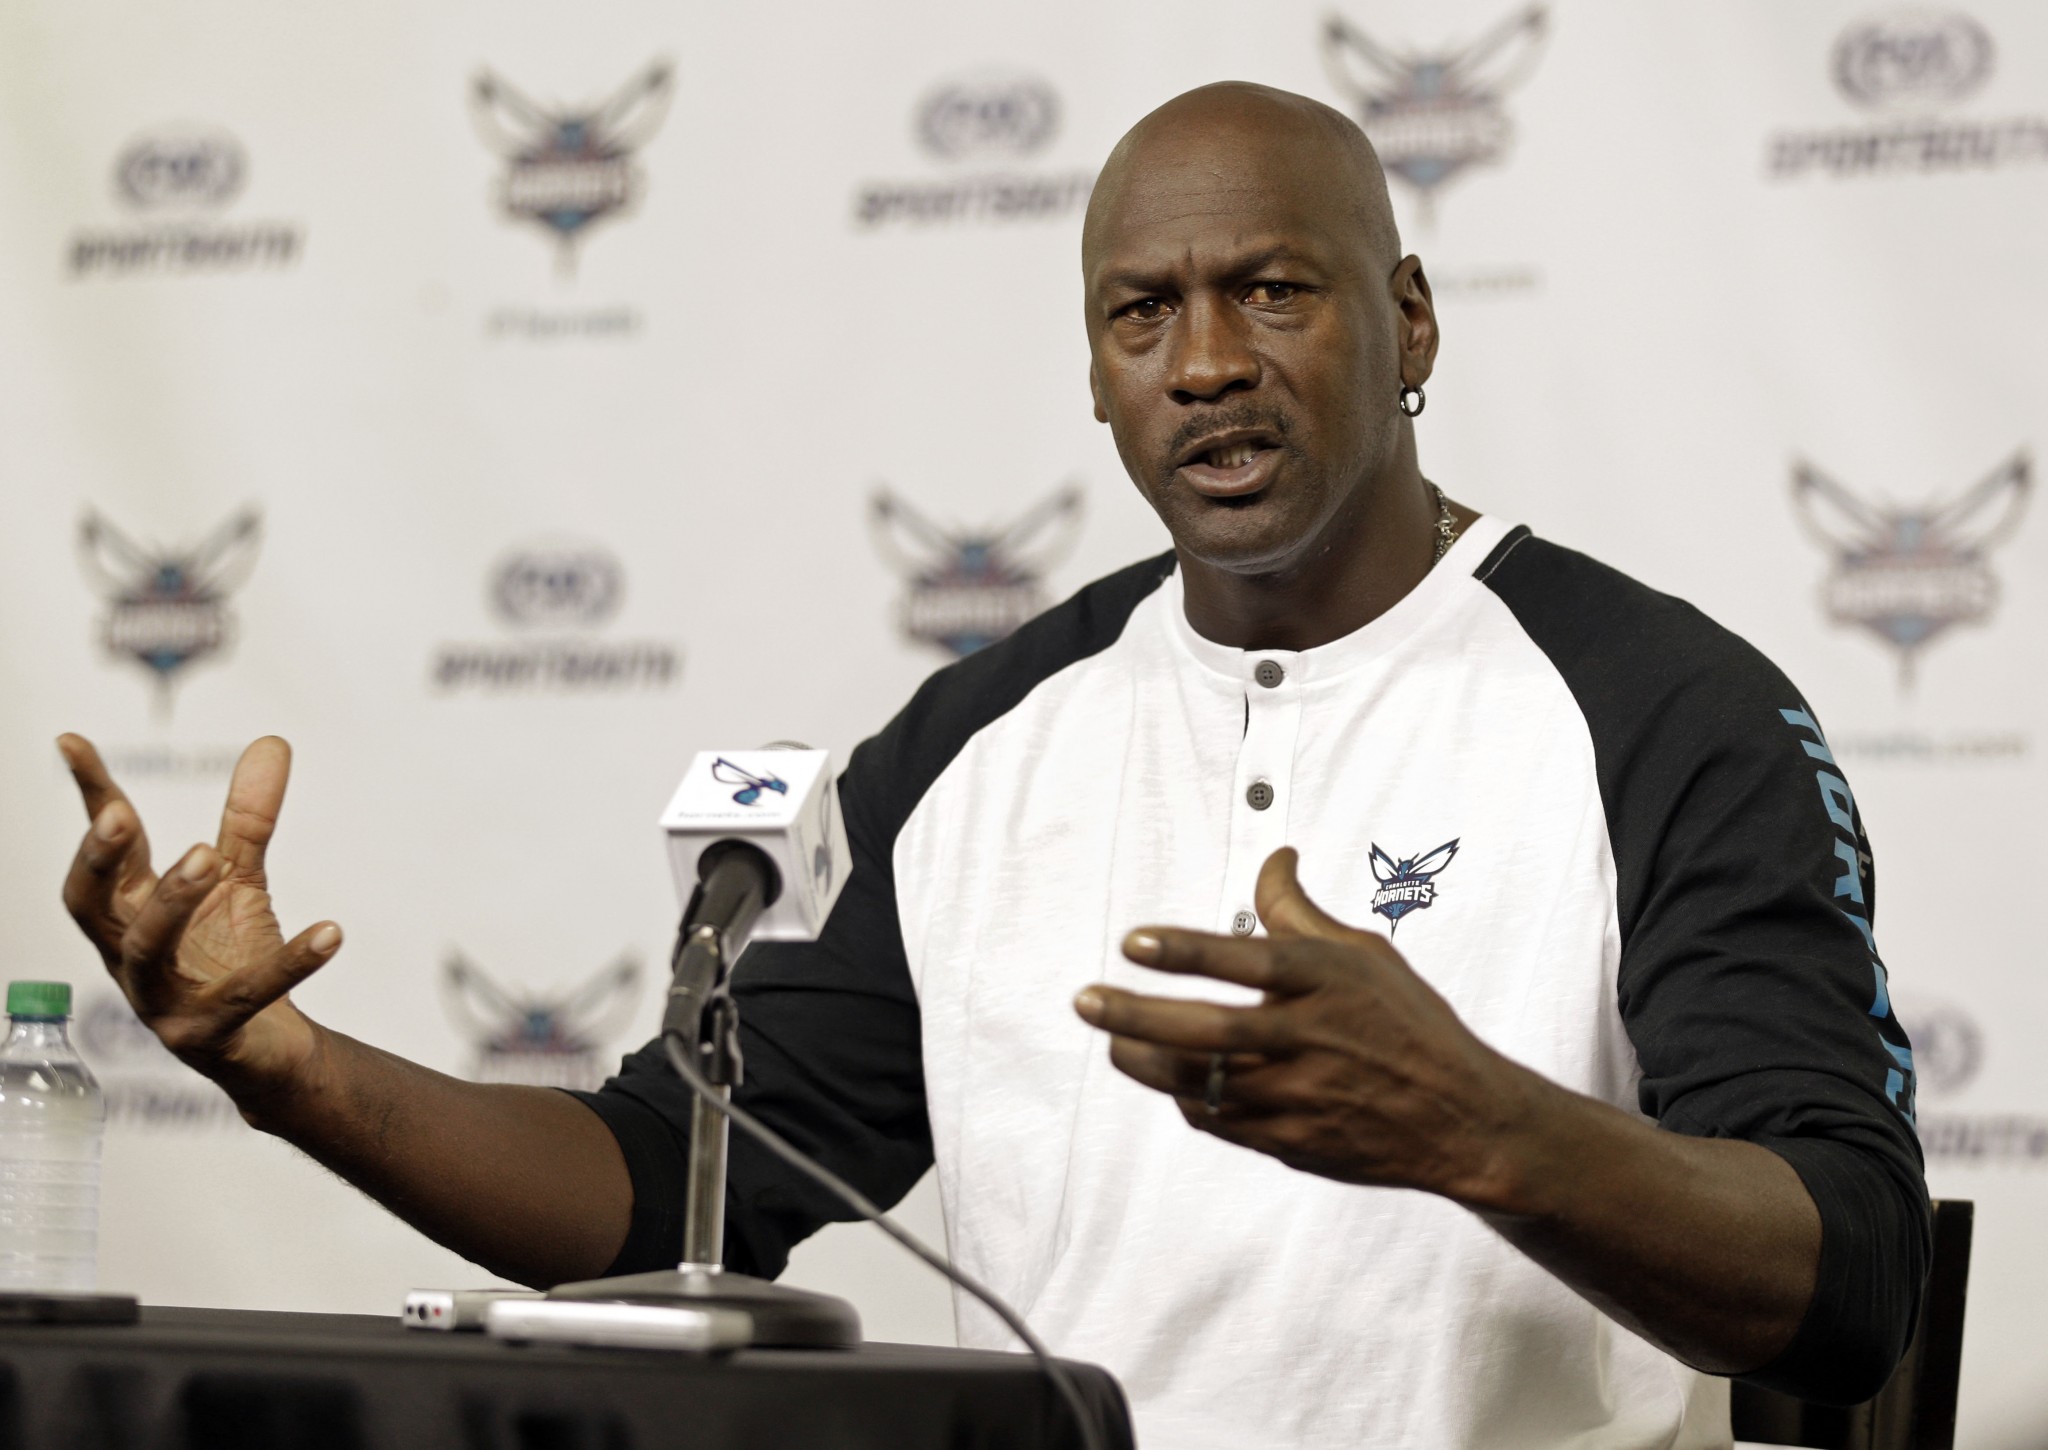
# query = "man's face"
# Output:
<box><xmin>1085</xmin><ymin>123</ymin><xmax>1415</xmax><ymax>575</ymax></box>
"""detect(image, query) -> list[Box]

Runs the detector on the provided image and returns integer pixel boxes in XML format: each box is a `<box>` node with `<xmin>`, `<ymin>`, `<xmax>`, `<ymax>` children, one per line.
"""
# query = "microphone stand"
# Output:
<box><xmin>547</xmin><ymin>844</ymin><xmax>862</xmax><ymax>1348</ymax></box>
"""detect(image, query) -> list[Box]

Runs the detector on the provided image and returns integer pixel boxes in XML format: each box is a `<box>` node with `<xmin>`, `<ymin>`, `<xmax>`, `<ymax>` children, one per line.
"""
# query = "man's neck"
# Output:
<box><xmin>1176</xmin><ymin>467</ymin><xmax>1453</xmax><ymax>652</ymax></box>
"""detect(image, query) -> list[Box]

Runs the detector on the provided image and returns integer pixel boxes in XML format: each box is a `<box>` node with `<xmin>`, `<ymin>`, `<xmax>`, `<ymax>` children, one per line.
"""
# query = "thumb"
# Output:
<box><xmin>1255</xmin><ymin>847</ymin><xmax>1353</xmax><ymax>939</ymax></box>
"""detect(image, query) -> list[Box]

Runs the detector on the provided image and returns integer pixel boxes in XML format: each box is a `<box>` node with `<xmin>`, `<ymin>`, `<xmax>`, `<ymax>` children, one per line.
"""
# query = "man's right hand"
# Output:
<box><xmin>55</xmin><ymin>733</ymin><xmax>633</xmax><ymax>1286</ymax></box>
<box><xmin>58</xmin><ymin>733</ymin><xmax>344</xmax><ymax>1109</ymax></box>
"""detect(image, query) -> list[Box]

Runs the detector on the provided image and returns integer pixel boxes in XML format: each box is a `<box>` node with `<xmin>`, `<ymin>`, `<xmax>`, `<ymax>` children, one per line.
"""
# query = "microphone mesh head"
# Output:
<box><xmin>759</xmin><ymin>740</ymin><xmax>811</xmax><ymax>751</ymax></box>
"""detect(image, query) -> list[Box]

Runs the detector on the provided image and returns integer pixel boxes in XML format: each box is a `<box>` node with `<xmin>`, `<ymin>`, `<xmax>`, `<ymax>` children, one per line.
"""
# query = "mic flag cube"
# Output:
<box><xmin>659</xmin><ymin>749</ymin><xmax>851</xmax><ymax>943</ymax></box>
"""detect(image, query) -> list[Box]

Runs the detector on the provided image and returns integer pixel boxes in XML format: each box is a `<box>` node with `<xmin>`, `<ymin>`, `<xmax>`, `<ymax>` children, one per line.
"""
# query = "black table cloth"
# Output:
<box><xmin>0</xmin><ymin>1305</ymin><xmax>1134</xmax><ymax>1449</ymax></box>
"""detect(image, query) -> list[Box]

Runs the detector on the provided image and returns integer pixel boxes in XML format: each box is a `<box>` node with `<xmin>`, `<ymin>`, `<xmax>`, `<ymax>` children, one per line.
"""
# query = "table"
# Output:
<box><xmin>0</xmin><ymin>1305</ymin><xmax>1134</xmax><ymax>1450</ymax></box>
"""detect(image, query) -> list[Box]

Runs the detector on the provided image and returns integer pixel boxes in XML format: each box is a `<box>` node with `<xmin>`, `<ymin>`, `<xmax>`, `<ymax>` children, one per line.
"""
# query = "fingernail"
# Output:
<box><xmin>310</xmin><ymin>924</ymin><xmax>342</xmax><ymax>954</ymax></box>
<box><xmin>1074</xmin><ymin>988</ymin><xmax>1105</xmax><ymax>1024</ymax></box>
<box><xmin>93</xmin><ymin>809</ymin><xmax>124</xmax><ymax>844</ymax></box>
<box><xmin>1123</xmin><ymin>931</ymin><xmax>1163</xmax><ymax>964</ymax></box>
<box><xmin>178</xmin><ymin>850</ymin><xmax>217</xmax><ymax>883</ymax></box>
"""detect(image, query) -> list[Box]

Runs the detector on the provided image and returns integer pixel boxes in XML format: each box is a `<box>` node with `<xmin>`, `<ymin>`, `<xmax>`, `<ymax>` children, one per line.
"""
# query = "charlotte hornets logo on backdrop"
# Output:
<box><xmin>869</xmin><ymin>485</ymin><xmax>1083</xmax><ymax>657</ymax></box>
<box><xmin>77</xmin><ymin>507</ymin><xmax>262</xmax><ymax>713</ymax></box>
<box><xmin>470</xmin><ymin>61</ymin><xmax>673</xmax><ymax>273</ymax></box>
<box><xmin>1321</xmin><ymin>6</ymin><xmax>1547</xmax><ymax>227</ymax></box>
<box><xmin>442</xmin><ymin>953</ymin><xmax>641</xmax><ymax>1091</ymax></box>
<box><xmin>1369</xmin><ymin>839</ymin><xmax>1459</xmax><ymax>930</ymax></box>
<box><xmin>1792</xmin><ymin>451</ymin><xmax>2029</xmax><ymax>688</ymax></box>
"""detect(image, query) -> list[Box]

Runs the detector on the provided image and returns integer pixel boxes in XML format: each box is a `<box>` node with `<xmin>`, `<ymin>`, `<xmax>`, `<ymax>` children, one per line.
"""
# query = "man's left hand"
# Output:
<box><xmin>1073</xmin><ymin>846</ymin><xmax>1540</xmax><ymax>1206</ymax></box>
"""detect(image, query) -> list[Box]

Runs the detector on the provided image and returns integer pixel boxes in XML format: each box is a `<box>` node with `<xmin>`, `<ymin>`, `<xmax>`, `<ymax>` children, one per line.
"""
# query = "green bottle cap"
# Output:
<box><xmin>7</xmin><ymin>981</ymin><xmax>73</xmax><ymax>1018</ymax></box>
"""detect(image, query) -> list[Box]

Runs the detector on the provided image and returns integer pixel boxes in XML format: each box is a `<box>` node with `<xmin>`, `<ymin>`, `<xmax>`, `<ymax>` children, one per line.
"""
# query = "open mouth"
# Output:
<box><xmin>1174</xmin><ymin>432</ymin><xmax>1283</xmax><ymax>499</ymax></box>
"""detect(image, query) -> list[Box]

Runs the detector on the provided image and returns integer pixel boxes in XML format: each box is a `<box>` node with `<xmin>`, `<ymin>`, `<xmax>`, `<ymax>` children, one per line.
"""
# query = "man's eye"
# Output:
<box><xmin>1245</xmin><ymin>281</ymin><xmax>1299</xmax><ymax>305</ymax></box>
<box><xmin>1120</xmin><ymin>298</ymin><xmax>1167</xmax><ymax>321</ymax></box>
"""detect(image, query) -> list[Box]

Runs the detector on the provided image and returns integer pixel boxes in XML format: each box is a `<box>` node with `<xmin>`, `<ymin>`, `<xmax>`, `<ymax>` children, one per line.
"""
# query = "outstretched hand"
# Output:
<box><xmin>1074</xmin><ymin>846</ymin><xmax>1539</xmax><ymax>1205</ymax></box>
<box><xmin>58</xmin><ymin>734</ymin><xmax>342</xmax><ymax>1101</ymax></box>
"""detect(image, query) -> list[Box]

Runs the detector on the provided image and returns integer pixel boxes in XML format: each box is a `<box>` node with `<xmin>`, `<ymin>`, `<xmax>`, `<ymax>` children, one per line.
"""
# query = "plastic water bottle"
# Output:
<box><xmin>0</xmin><ymin>982</ymin><xmax>105</xmax><ymax>1291</ymax></box>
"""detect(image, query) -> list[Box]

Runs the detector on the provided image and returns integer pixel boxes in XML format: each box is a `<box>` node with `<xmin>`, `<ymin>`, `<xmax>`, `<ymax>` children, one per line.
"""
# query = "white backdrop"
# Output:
<box><xmin>2</xmin><ymin>2</ymin><xmax>2043</xmax><ymax>1444</ymax></box>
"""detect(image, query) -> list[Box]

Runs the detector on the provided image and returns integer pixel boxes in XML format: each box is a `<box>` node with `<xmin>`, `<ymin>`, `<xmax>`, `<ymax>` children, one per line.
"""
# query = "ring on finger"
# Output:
<box><xmin>1204</xmin><ymin>1051</ymin><xmax>1227</xmax><ymax>1116</ymax></box>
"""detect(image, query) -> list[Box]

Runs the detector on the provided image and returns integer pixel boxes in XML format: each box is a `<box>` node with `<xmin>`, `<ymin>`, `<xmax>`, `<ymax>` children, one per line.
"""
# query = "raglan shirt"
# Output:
<box><xmin>572</xmin><ymin>517</ymin><xmax>1929</xmax><ymax>1450</ymax></box>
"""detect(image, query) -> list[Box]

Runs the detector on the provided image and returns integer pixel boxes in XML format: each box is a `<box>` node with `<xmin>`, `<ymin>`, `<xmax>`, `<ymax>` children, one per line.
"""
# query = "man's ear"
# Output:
<box><xmin>1089</xmin><ymin>361</ymin><xmax>1109</xmax><ymax>424</ymax></box>
<box><xmin>1393</xmin><ymin>255</ymin><xmax>1439</xmax><ymax>390</ymax></box>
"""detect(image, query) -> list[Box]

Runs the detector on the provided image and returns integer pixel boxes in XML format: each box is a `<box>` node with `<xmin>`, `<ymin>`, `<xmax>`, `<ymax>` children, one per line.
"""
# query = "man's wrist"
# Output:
<box><xmin>220</xmin><ymin>1023</ymin><xmax>339</xmax><ymax>1136</ymax></box>
<box><xmin>1432</xmin><ymin>1056</ymin><xmax>1600</xmax><ymax>1220</ymax></box>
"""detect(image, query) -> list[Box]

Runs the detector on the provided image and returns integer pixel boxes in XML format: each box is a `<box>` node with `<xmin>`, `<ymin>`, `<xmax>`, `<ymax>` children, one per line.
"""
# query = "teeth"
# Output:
<box><xmin>1207</xmin><ymin>443</ymin><xmax>1259</xmax><ymax>469</ymax></box>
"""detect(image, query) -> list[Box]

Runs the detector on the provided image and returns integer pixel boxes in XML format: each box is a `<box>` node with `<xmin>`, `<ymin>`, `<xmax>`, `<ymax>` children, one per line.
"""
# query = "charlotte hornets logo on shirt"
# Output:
<box><xmin>1369</xmin><ymin>839</ymin><xmax>1460</xmax><ymax>930</ymax></box>
<box><xmin>470</xmin><ymin>61</ymin><xmax>673</xmax><ymax>273</ymax></box>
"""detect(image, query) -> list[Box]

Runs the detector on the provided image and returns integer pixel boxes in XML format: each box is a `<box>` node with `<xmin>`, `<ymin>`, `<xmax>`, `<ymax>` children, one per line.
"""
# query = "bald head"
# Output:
<box><xmin>1078</xmin><ymin>79</ymin><xmax>1439</xmax><ymax>593</ymax></box>
<box><xmin>1083</xmin><ymin>82</ymin><xmax>1401</xmax><ymax>283</ymax></box>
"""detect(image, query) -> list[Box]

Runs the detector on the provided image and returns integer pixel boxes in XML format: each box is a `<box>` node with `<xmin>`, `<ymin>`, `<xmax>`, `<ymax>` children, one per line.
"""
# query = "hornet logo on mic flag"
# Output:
<box><xmin>1369</xmin><ymin>839</ymin><xmax>1460</xmax><ymax>930</ymax></box>
<box><xmin>1321</xmin><ymin>5</ymin><xmax>1547</xmax><ymax>228</ymax></box>
<box><xmin>470</xmin><ymin>61</ymin><xmax>673</xmax><ymax>274</ymax></box>
<box><xmin>442</xmin><ymin>953</ymin><xmax>641</xmax><ymax>1091</ymax></box>
<box><xmin>77</xmin><ymin>507</ymin><xmax>262</xmax><ymax>715</ymax></box>
<box><xmin>713</xmin><ymin>757</ymin><xmax>789</xmax><ymax>806</ymax></box>
<box><xmin>1791</xmin><ymin>450</ymin><xmax>2030</xmax><ymax>689</ymax></box>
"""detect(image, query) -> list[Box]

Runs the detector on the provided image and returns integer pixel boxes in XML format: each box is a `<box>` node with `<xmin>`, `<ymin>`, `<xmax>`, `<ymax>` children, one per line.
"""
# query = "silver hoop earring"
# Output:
<box><xmin>1398</xmin><ymin>384</ymin><xmax>1426</xmax><ymax>418</ymax></box>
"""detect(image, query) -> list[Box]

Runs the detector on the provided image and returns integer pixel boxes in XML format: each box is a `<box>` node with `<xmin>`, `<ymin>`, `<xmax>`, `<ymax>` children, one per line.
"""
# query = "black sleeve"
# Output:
<box><xmin>1481</xmin><ymin>530</ymin><xmax>1930</xmax><ymax>1406</ymax></box>
<box><xmin>569</xmin><ymin>551</ymin><xmax>1179</xmax><ymax>1280</ymax></box>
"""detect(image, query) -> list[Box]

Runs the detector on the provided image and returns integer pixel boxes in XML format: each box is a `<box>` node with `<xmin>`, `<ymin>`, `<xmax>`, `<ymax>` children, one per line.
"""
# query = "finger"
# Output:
<box><xmin>58</xmin><ymin>733</ymin><xmax>131</xmax><ymax>821</ymax></box>
<box><xmin>1074</xmin><ymin>985</ymin><xmax>1295</xmax><ymax>1054</ymax></box>
<box><xmin>1120</xmin><ymin>928</ymin><xmax>1327</xmax><ymax>995</ymax></box>
<box><xmin>119</xmin><ymin>846</ymin><xmax>225</xmax><ymax>989</ymax></box>
<box><xmin>58</xmin><ymin>735</ymin><xmax>153</xmax><ymax>869</ymax></box>
<box><xmin>62</xmin><ymin>802</ymin><xmax>155</xmax><ymax>956</ymax></box>
<box><xmin>1254</xmin><ymin>847</ymin><xmax>1355</xmax><ymax>940</ymax></box>
<box><xmin>216</xmin><ymin>737</ymin><xmax>292</xmax><ymax>877</ymax></box>
<box><xmin>1106</xmin><ymin>1039</ymin><xmax>1285</xmax><ymax>1113</ymax></box>
<box><xmin>199</xmin><ymin>921</ymin><xmax>343</xmax><ymax>1029</ymax></box>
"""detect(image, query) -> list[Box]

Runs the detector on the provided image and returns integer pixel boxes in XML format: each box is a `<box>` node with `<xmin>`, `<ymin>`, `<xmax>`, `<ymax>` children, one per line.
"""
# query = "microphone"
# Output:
<box><xmin>657</xmin><ymin>747</ymin><xmax>850</xmax><ymax>1043</ymax></box>
<box><xmin>660</xmin><ymin>747</ymin><xmax>850</xmax><ymax>944</ymax></box>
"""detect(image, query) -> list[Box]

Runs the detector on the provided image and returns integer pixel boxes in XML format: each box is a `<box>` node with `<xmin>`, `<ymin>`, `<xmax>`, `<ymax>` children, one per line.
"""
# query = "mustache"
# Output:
<box><xmin>1162</xmin><ymin>405</ymin><xmax>1296</xmax><ymax>472</ymax></box>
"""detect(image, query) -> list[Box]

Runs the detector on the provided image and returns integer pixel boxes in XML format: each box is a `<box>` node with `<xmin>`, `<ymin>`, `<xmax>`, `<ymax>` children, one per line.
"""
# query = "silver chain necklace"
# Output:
<box><xmin>1431</xmin><ymin>483</ymin><xmax>1456</xmax><ymax>564</ymax></box>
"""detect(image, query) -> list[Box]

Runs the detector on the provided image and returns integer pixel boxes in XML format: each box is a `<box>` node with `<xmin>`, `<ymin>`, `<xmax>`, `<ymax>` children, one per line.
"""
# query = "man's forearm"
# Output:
<box><xmin>1464</xmin><ymin>1066</ymin><xmax>1821</xmax><ymax>1376</ymax></box>
<box><xmin>236</xmin><ymin>1025</ymin><xmax>635</xmax><ymax>1288</ymax></box>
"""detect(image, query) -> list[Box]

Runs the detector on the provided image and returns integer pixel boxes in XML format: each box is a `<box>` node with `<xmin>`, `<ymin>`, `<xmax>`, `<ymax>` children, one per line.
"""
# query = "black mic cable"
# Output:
<box><xmin>659</xmin><ymin>1031</ymin><xmax>1108</xmax><ymax>1450</ymax></box>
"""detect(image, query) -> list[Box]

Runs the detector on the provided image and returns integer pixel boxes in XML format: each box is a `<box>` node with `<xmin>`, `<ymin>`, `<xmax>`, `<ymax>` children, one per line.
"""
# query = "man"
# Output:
<box><xmin>58</xmin><ymin>84</ymin><xmax>1924</xmax><ymax>1448</ymax></box>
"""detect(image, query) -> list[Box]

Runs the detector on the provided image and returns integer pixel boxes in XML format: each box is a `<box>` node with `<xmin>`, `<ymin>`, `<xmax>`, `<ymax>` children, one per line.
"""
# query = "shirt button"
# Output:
<box><xmin>1254</xmin><ymin>659</ymin><xmax>1285</xmax><ymax>689</ymax></box>
<box><xmin>1231</xmin><ymin>910</ymin><xmax>1257</xmax><ymax>936</ymax></box>
<box><xmin>1246</xmin><ymin>780</ymin><xmax>1274</xmax><ymax>811</ymax></box>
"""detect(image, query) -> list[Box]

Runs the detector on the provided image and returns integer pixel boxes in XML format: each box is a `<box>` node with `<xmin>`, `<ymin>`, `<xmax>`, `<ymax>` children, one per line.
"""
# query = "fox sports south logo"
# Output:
<box><xmin>114</xmin><ymin>129</ymin><xmax>246</xmax><ymax>210</ymax></box>
<box><xmin>869</xmin><ymin>485</ymin><xmax>1083</xmax><ymax>657</ymax></box>
<box><xmin>1321</xmin><ymin>5</ymin><xmax>1547</xmax><ymax>226</ymax></box>
<box><xmin>915</xmin><ymin>74</ymin><xmax>1060</xmax><ymax>160</ymax></box>
<box><xmin>1833</xmin><ymin>10</ymin><xmax>1995</xmax><ymax>111</ymax></box>
<box><xmin>1792</xmin><ymin>451</ymin><xmax>2029</xmax><ymax>688</ymax></box>
<box><xmin>490</xmin><ymin>544</ymin><xmax>624</xmax><ymax>628</ymax></box>
<box><xmin>470</xmin><ymin>61</ymin><xmax>673</xmax><ymax>273</ymax></box>
<box><xmin>76</xmin><ymin>508</ymin><xmax>262</xmax><ymax>713</ymax></box>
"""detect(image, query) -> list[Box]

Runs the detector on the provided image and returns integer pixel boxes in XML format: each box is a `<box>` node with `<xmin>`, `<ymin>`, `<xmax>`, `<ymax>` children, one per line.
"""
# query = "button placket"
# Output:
<box><xmin>1217</xmin><ymin>656</ymin><xmax>1302</xmax><ymax>937</ymax></box>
